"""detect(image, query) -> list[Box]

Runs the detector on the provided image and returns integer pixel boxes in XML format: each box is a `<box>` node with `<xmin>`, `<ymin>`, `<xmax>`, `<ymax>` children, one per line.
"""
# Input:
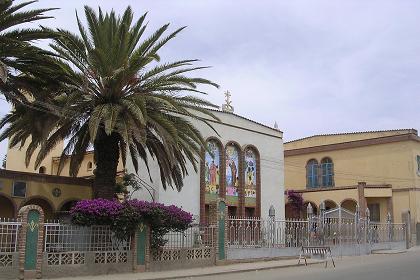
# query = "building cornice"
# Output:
<box><xmin>0</xmin><ymin>169</ymin><xmax>93</xmax><ymax>186</ymax></box>
<box><xmin>285</xmin><ymin>133</ymin><xmax>420</xmax><ymax>156</ymax></box>
<box><xmin>288</xmin><ymin>184</ymin><xmax>392</xmax><ymax>193</ymax></box>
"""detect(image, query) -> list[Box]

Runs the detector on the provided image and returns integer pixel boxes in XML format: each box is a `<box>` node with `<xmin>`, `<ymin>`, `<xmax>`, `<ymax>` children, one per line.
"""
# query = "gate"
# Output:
<box><xmin>226</xmin><ymin>206</ymin><xmax>407</xmax><ymax>259</ymax></box>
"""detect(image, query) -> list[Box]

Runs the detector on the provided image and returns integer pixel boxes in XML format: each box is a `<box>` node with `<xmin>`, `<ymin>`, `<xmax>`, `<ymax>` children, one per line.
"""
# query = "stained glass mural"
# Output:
<box><xmin>225</xmin><ymin>145</ymin><xmax>239</xmax><ymax>197</ymax></box>
<box><xmin>205</xmin><ymin>141</ymin><xmax>220</xmax><ymax>195</ymax></box>
<box><xmin>244</xmin><ymin>149</ymin><xmax>257</xmax><ymax>198</ymax></box>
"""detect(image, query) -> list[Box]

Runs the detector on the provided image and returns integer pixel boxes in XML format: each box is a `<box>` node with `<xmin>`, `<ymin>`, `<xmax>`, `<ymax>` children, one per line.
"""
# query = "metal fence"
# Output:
<box><xmin>369</xmin><ymin>222</ymin><xmax>406</xmax><ymax>243</ymax></box>
<box><xmin>44</xmin><ymin>222</ymin><xmax>131</xmax><ymax>252</ymax></box>
<box><xmin>151</xmin><ymin>225</ymin><xmax>217</xmax><ymax>264</ymax></box>
<box><xmin>227</xmin><ymin>212</ymin><xmax>406</xmax><ymax>250</ymax></box>
<box><xmin>0</xmin><ymin>218</ymin><xmax>21</xmax><ymax>253</ymax></box>
<box><xmin>160</xmin><ymin>225</ymin><xmax>217</xmax><ymax>249</ymax></box>
<box><xmin>227</xmin><ymin>217</ymin><xmax>309</xmax><ymax>248</ymax></box>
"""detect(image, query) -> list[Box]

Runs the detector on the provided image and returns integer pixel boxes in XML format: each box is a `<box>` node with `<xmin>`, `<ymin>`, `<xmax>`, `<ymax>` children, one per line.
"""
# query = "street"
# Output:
<box><xmin>178</xmin><ymin>249</ymin><xmax>420</xmax><ymax>280</ymax></box>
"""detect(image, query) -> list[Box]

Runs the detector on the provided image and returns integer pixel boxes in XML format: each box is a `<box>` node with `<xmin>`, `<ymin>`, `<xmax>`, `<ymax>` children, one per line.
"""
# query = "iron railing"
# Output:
<box><xmin>159</xmin><ymin>225</ymin><xmax>217</xmax><ymax>249</ymax></box>
<box><xmin>43</xmin><ymin>223</ymin><xmax>131</xmax><ymax>252</ymax></box>
<box><xmin>0</xmin><ymin>218</ymin><xmax>21</xmax><ymax>253</ymax></box>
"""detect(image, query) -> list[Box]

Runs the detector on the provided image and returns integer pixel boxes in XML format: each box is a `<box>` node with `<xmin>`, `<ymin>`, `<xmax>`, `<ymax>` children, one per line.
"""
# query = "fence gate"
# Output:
<box><xmin>226</xmin><ymin>206</ymin><xmax>407</xmax><ymax>259</ymax></box>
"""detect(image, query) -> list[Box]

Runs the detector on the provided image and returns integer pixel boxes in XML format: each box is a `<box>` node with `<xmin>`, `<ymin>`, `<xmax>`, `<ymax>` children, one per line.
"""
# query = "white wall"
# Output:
<box><xmin>126</xmin><ymin>110</ymin><xmax>285</xmax><ymax>220</ymax></box>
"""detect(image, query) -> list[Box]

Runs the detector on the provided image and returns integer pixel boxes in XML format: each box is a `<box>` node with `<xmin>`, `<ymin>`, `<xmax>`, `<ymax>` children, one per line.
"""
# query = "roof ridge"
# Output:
<box><xmin>206</xmin><ymin>108</ymin><xmax>283</xmax><ymax>134</ymax></box>
<box><xmin>285</xmin><ymin>128</ymin><xmax>417</xmax><ymax>144</ymax></box>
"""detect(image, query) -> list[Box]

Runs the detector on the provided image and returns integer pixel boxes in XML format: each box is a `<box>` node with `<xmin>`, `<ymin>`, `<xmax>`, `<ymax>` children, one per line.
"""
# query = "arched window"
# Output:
<box><xmin>225</xmin><ymin>144</ymin><xmax>240</xmax><ymax>197</ymax></box>
<box><xmin>244</xmin><ymin>148</ymin><xmax>257</xmax><ymax>199</ymax></box>
<box><xmin>87</xmin><ymin>161</ymin><xmax>93</xmax><ymax>171</ymax></box>
<box><xmin>38</xmin><ymin>166</ymin><xmax>46</xmax><ymax>174</ymax></box>
<box><xmin>306</xmin><ymin>159</ymin><xmax>319</xmax><ymax>188</ymax></box>
<box><xmin>321</xmin><ymin>157</ymin><xmax>334</xmax><ymax>187</ymax></box>
<box><xmin>204</xmin><ymin>140</ymin><xmax>221</xmax><ymax>195</ymax></box>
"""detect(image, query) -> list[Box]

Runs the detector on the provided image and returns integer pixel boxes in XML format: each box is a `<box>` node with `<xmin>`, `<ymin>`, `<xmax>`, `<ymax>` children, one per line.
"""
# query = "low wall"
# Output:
<box><xmin>42</xmin><ymin>251</ymin><xmax>133</xmax><ymax>278</ymax></box>
<box><xmin>149</xmin><ymin>247</ymin><xmax>215</xmax><ymax>271</ymax></box>
<box><xmin>0</xmin><ymin>252</ymin><xmax>19</xmax><ymax>280</ymax></box>
<box><xmin>227</xmin><ymin>248</ymin><xmax>300</xmax><ymax>260</ymax></box>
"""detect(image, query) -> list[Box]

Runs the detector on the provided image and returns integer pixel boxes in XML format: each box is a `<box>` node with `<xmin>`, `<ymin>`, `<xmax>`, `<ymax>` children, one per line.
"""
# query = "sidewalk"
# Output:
<box><xmin>56</xmin><ymin>258</ymin><xmax>324</xmax><ymax>280</ymax></box>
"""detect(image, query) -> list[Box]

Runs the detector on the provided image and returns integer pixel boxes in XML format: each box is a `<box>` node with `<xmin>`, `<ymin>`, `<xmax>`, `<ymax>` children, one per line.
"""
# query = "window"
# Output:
<box><xmin>368</xmin><ymin>203</ymin><xmax>380</xmax><ymax>222</ymax></box>
<box><xmin>39</xmin><ymin>166</ymin><xmax>46</xmax><ymax>174</ymax></box>
<box><xmin>87</xmin><ymin>161</ymin><xmax>93</xmax><ymax>171</ymax></box>
<box><xmin>12</xmin><ymin>181</ymin><xmax>27</xmax><ymax>198</ymax></box>
<box><xmin>306</xmin><ymin>159</ymin><xmax>319</xmax><ymax>188</ymax></box>
<box><xmin>321</xmin><ymin>157</ymin><xmax>334</xmax><ymax>187</ymax></box>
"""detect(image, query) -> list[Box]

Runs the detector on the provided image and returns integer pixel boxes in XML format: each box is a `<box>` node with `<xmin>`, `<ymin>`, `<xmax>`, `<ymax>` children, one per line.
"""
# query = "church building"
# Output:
<box><xmin>1</xmin><ymin>92</ymin><xmax>284</xmax><ymax>222</ymax></box>
<box><xmin>127</xmin><ymin>92</ymin><xmax>285</xmax><ymax>223</ymax></box>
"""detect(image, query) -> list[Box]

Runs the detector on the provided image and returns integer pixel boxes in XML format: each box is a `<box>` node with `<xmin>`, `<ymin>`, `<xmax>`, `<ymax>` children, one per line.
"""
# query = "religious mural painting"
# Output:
<box><xmin>225</xmin><ymin>145</ymin><xmax>239</xmax><ymax>197</ymax></box>
<box><xmin>205</xmin><ymin>140</ymin><xmax>220</xmax><ymax>197</ymax></box>
<box><xmin>244</xmin><ymin>149</ymin><xmax>257</xmax><ymax>198</ymax></box>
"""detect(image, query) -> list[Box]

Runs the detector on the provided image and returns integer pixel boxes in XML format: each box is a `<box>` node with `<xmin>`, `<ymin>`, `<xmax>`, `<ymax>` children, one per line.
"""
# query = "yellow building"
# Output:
<box><xmin>0</xmin><ymin>169</ymin><xmax>92</xmax><ymax>219</ymax></box>
<box><xmin>284</xmin><ymin>129</ymin><xmax>420</xmax><ymax>229</ymax></box>
<box><xmin>2</xmin><ymin>139</ymin><xmax>124</xmax><ymax>219</ymax></box>
<box><xmin>6</xmin><ymin>141</ymin><xmax>124</xmax><ymax>178</ymax></box>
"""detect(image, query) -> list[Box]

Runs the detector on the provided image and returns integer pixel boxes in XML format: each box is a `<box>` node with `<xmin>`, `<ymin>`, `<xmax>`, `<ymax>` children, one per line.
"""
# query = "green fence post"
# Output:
<box><xmin>18</xmin><ymin>205</ymin><xmax>45</xmax><ymax>280</ymax></box>
<box><xmin>134</xmin><ymin>223</ymin><xmax>149</xmax><ymax>272</ymax></box>
<box><xmin>218</xmin><ymin>200</ymin><xmax>226</xmax><ymax>261</ymax></box>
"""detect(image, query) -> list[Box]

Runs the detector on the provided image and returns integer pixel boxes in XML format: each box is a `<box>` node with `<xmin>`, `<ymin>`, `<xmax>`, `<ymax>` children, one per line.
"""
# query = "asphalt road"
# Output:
<box><xmin>178</xmin><ymin>249</ymin><xmax>420</xmax><ymax>280</ymax></box>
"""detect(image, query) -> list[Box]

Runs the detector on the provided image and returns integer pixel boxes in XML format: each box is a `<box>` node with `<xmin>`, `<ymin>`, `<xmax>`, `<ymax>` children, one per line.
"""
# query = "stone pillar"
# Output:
<box><xmin>133</xmin><ymin>223</ymin><xmax>150</xmax><ymax>272</ymax></box>
<box><xmin>402</xmin><ymin>210</ymin><xmax>411</xmax><ymax>249</ymax></box>
<box><xmin>208</xmin><ymin>200</ymin><xmax>218</xmax><ymax>225</ymax></box>
<box><xmin>18</xmin><ymin>205</ymin><xmax>45</xmax><ymax>280</ymax></box>
<box><xmin>357</xmin><ymin>182</ymin><xmax>367</xmax><ymax>217</ymax></box>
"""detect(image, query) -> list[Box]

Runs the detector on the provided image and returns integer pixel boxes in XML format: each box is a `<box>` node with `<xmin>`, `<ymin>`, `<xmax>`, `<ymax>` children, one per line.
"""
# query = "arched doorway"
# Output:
<box><xmin>0</xmin><ymin>195</ymin><xmax>16</xmax><ymax>218</ymax></box>
<box><xmin>341</xmin><ymin>199</ymin><xmax>357</xmax><ymax>213</ymax></box>
<box><xmin>57</xmin><ymin>200</ymin><xmax>79</xmax><ymax>222</ymax></box>
<box><xmin>23</xmin><ymin>197</ymin><xmax>54</xmax><ymax>220</ymax></box>
<box><xmin>323</xmin><ymin>200</ymin><xmax>338</xmax><ymax>211</ymax></box>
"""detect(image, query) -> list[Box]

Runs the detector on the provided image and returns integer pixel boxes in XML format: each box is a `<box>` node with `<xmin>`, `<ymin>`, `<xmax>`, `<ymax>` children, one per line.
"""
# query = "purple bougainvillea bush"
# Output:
<box><xmin>70</xmin><ymin>199</ymin><xmax>124</xmax><ymax>226</ymax></box>
<box><xmin>70</xmin><ymin>199</ymin><xmax>193</xmax><ymax>248</ymax></box>
<box><xmin>286</xmin><ymin>190</ymin><xmax>304</xmax><ymax>218</ymax></box>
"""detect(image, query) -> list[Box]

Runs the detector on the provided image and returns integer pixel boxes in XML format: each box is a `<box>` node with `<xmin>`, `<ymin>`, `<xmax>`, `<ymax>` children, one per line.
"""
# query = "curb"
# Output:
<box><xmin>138</xmin><ymin>260</ymin><xmax>325</xmax><ymax>280</ymax></box>
<box><xmin>371</xmin><ymin>249</ymin><xmax>407</xmax><ymax>255</ymax></box>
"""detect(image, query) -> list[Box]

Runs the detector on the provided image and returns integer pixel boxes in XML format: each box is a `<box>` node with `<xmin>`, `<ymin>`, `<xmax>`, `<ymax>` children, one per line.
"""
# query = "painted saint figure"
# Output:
<box><xmin>205</xmin><ymin>140</ymin><xmax>220</xmax><ymax>195</ymax></box>
<box><xmin>210</xmin><ymin>160</ymin><xmax>217</xmax><ymax>185</ymax></box>
<box><xmin>230</xmin><ymin>160</ymin><xmax>237</xmax><ymax>188</ymax></box>
<box><xmin>244</xmin><ymin>149</ymin><xmax>257</xmax><ymax>198</ymax></box>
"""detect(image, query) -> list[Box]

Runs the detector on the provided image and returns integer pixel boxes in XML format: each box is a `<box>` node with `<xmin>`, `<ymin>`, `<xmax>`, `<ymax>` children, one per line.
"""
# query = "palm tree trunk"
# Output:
<box><xmin>93</xmin><ymin>130</ymin><xmax>120</xmax><ymax>199</ymax></box>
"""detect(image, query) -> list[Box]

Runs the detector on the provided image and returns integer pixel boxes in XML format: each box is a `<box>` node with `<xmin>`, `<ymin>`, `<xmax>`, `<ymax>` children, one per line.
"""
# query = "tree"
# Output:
<box><xmin>0</xmin><ymin>0</ymin><xmax>59</xmax><ymax>101</ymax></box>
<box><xmin>0</xmin><ymin>6</ymin><xmax>219</xmax><ymax>198</ymax></box>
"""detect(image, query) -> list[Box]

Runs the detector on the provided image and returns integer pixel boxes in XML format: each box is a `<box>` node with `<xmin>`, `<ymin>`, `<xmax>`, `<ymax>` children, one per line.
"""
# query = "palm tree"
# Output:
<box><xmin>1</xmin><ymin>6</ymin><xmax>219</xmax><ymax>198</ymax></box>
<box><xmin>0</xmin><ymin>0</ymin><xmax>58</xmax><ymax>101</ymax></box>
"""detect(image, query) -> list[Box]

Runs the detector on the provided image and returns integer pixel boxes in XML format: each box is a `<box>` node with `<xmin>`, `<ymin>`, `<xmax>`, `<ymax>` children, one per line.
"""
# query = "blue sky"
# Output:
<box><xmin>2</xmin><ymin>0</ymin><xmax>420</xmax><ymax>159</ymax></box>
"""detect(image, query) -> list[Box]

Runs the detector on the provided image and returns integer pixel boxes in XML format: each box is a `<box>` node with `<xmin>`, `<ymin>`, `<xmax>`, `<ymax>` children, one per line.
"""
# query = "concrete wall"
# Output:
<box><xmin>285</xmin><ymin>141</ymin><xmax>416</xmax><ymax>189</ymax></box>
<box><xmin>50</xmin><ymin>152</ymin><xmax>125</xmax><ymax>178</ymax></box>
<box><xmin>299</xmin><ymin>188</ymin><xmax>359</xmax><ymax>209</ymax></box>
<box><xmin>42</xmin><ymin>251</ymin><xmax>133</xmax><ymax>278</ymax></box>
<box><xmin>127</xmin><ymin>110</ymin><xmax>285</xmax><ymax>220</ymax></box>
<box><xmin>0</xmin><ymin>171</ymin><xmax>92</xmax><ymax>218</ymax></box>
<box><xmin>6</xmin><ymin>136</ymin><xmax>64</xmax><ymax>175</ymax></box>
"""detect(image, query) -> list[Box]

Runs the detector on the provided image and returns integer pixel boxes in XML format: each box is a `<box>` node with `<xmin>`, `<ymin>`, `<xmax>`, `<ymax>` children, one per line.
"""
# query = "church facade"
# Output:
<box><xmin>127</xmin><ymin>109</ymin><xmax>285</xmax><ymax>223</ymax></box>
